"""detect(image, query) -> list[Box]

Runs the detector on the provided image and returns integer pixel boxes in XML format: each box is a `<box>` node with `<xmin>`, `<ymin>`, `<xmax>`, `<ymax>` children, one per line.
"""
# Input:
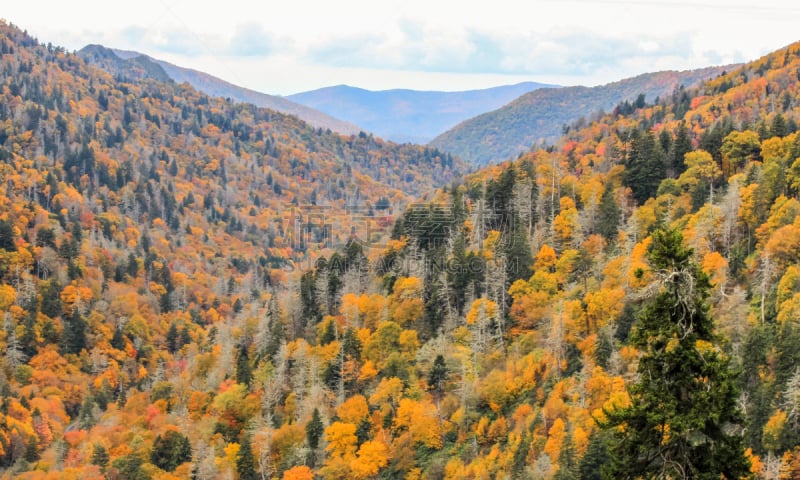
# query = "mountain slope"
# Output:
<box><xmin>78</xmin><ymin>44</ymin><xmax>364</xmax><ymax>135</ymax></box>
<box><xmin>354</xmin><ymin>39</ymin><xmax>800</xmax><ymax>476</ymax></box>
<box><xmin>7</xmin><ymin>18</ymin><xmax>800</xmax><ymax>480</ymax></box>
<box><xmin>288</xmin><ymin>82</ymin><xmax>556</xmax><ymax>143</ymax></box>
<box><xmin>430</xmin><ymin>66</ymin><xmax>734</xmax><ymax>165</ymax></box>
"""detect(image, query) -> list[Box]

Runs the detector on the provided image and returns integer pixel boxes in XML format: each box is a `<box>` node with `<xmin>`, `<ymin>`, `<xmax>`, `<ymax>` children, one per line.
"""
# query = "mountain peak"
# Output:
<box><xmin>288</xmin><ymin>81</ymin><xmax>556</xmax><ymax>143</ymax></box>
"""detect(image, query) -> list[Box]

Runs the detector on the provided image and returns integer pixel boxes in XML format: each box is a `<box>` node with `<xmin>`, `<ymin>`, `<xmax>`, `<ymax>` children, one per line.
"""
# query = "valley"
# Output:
<box><xmin>0</xmin><ymin>18</ymin><xmax>799</xmax><ymax>480</ymax></box>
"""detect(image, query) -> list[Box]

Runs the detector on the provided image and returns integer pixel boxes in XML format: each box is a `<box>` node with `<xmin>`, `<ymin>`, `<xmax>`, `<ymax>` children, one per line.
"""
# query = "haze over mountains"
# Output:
<box><xmin>287</xmin><ymin>82</ymin><xmax>555</xmax><ymax>144</ymax></box>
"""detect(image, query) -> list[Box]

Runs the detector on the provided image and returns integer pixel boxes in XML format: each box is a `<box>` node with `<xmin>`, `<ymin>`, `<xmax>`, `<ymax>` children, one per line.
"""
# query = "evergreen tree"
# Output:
<box><xmin>91</xmin><ymin>443</ymin><xmax>109</xmax><ymax>468</ymax></box>
<box><xmin>24</xmin><ymin>435</ymin><xmax>39</xmax><ymax>462</ymax></box>
<box><xmin>111</xmin><ymin>325</ymin><xmax>126</xmax><ymax>351</ymax></box>
<box><xmin>427</xmin><ymin>354</ymin><xmax>449</xmax><ymax>397</ymax></box>
<box><xmin>235</xmin><ymin>343</ymin><xmax>253</xmax><ymax>387</ymax></box>
<box><xmin>319</xmin><ymin>318</ymin><xmax>336</xmax><ymax>345</ymax></box>
<box><xmin>0</xmin><ymin>220</ymin><xmax>16</xmax><ymax>251</ymax></box>
<box><xmin>739</xmin><ymin>324</ymin><xmax>775</xmax><ymax>453</ymax></box>
<box><xmin>40</xmin><ymin>278</ymin><xmax>62</xmax><ymax>318</ymax></box>
<box><xmin>623</xmin><ymin>128</ymin><xmax>667</xmax><ymax>205</ymax></box>
<box><xmin>20</xmin><ymin>316</ymin><xmax>37</xmax><ymax>358</ymax></box>
<box><xmin>658</xmin><ymin>128</ymin><xmax>673</xmax><ymax>159</ymax></box>
<box><xmin>422</xmin><ymin>277</ymin><xmax>447</xmax><ymax>339</ymax></box>
<box><xmin>300</xmin><ymin>270</ymin><xmax>321</xmax><ymax>326</ymax></box>
<box><xmin>166</xmin><ymin>323</ymin><xmax>179</xmax><ymax>354</ymax></box>
<box><xmin>771</xmin><ymin>113</ymin><xmax>788</xmax><ymax>137</ymax></box>
<box><xmin>306</xmin><ymin>408</ymin><xmax>324</xmax><ymax>450</ymax></box>
<box><xmin>60</xmin><ymin>310</ymin><xmax>87</xmax><ymax>355</ymax></box>
<box><xmin>326</xmin><ymin>263</ymin><xmax>343</xmax><ymax>315</ymax></box>
<box><xmin>579</xmin><ymin>431</ymin><xmax>609</xmax><ymax>480</ymax></box>
<box><xmin>448</xmin><ymin>232</ymin><xmax>471</xmax><ymax>315</ymax></box>
<box><xmin>512</xmin><ymin>431</ymin><xmax>532</xmax><ymax>476</ymax></box>
<box><xmin>602</xmin><ymin>227</ymin><xmax>750</xmax><ymax>479</ymax></box>
<box><xmin>699</xmin><ymin>118</ymin><xmax>733</xmax><ymax>164</ymax></box>
<box><xmin>263</xmin><ymin>292</ymin><xmax>285</xmax><ymax>359</ymax></box>
<box><xmin>112</xmin><ymin>454</ymin><xmax>151</xmax><ymax>480</ymax></box>
<box><xmin>597</xmin><ymin>184</ymin><xmax>620</xmax><ymax>242</ymax></box>
<box><xmin>342</xmin><ymin>327</ymin><xmax>362</xmax><ymax>359</ymax></box>
<box><xmin>554</xmin><ymin>428</ymin><xmax>579</xmax><ymax>480</ymax></box>
<box><xmin>594</xmin><ymin>332</ymin><xmax>613</xmax><ymax>370</ymax></box>
<box><xmin>485</xmin><ymin>165</ymin><xmax>516</xmax><ymax>232</ymax></box>
<box><xmin>236</xmin><ymin>434</ymin><xmax>257</xmax><ymax>480</ymax></box>
<box><xmin>150</xmin><ymin>430</ymin><xmax>192</xmax><ymax>472</ymax></box>
<box><xmin>505</xmin><ymin>222</ymin><xmax>533</xmax><ymax>286</ymax></box>
<box><xmin>671</xmin><ymin>122</ymin><xmax>692</xmax><ymax>176</ymax></box>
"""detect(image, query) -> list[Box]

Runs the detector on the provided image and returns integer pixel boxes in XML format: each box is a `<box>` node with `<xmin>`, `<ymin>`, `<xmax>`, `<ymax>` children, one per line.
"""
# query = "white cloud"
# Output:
<box><xmin>304</xmin><ymin>23</ymin><xmax>697</xmax><ymax>78</ymax></box>
<box><xmin>4</xmin><ymin>0</ymin><xmax>800</xmax><ymax>94</ymax></box>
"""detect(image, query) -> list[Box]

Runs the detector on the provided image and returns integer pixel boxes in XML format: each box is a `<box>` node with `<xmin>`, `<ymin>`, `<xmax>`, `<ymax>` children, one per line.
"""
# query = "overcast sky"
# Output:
<box><xmin>5</xmin><ymin>1</ymin><xmax>800</xmax><ymax>95</ymax></box>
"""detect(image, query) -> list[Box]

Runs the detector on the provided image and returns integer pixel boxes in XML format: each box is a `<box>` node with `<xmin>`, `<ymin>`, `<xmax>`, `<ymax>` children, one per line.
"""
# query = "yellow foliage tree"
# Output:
<box><xmin>763</xmin><ymin>410</ymin><xmax>787</xmax><ymax>453</ymax></box>
<box><xmin>283</xmin><ymin>465</ymin><xmax>314</xmax><ymax>480</ymax></box>
<box><xmin>543</xmin><ymin>417</ymin><xmax>566</xmax><ymax>462</ymax></box>
<box><xmin>584</xmin><ymin>287</ymin><xmax>625</xmax><ymax>332</ymax></box>
<box><xmin>325</xmin><ymin>421</ymin><xmax>358</xmax><ymax>459</ymax></box>
<box><xmin>465</xmin><ymin>299</ymin><xmax>498</xmax><ymax>326</ymax></box>
<box><xmin>350</xmin><ymin>440</ymin><xmax>389</xmax><ymax>479</ymax></box>
<box><xmin>336</xmin><ymin>395</ymin><xmax>369</xmax><ymax>425</ymax></box>
<box><xmin>394</xmin><ymin>398</ymin><xmax>442</xmax><ymax>449</ymax></box>
<box><xmin>0</xmin><ymin>284</ymin><xmax>15</xmax><ymax>310</ymax></box>
<box><xmin>553</xmin><ymin>197</ymin><xmax>580</xmax><ymax>247</ymax></box>
<box><xmin>535</xmin><ymin>244</ymin><xmax>557</xmax><ymax>271</ymax></box>
<box><xmin>389</xmin><ymin>277</ymin><xmax>424</xmax><ymax>326</ymax></box>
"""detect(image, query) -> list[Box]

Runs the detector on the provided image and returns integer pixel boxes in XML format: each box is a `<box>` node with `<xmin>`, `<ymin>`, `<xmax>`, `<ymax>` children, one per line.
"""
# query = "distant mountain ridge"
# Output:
<box><xmin>430</xmin><ymin>66</ymin><xmax>737</xmax><ymax>165</ymax></box>
<box><xmin>78</xmin><ymin>44</ymin><xmax>363</xmax><ymax>135</ymax></box>
<box><xmin>288</xmin><ymin>82</ymin><xmax>556</xmax><ymax>144</ymax></box>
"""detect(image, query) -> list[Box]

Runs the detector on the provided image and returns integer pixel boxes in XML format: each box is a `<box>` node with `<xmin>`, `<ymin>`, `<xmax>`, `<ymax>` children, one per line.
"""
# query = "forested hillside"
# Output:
<box><xmin>0</xmin><ymin>20</ymin><xmax>463</xmax><ymax>479</ymax></box>
<box><xmin>77</xmin><ymin>44</ymin><xmax>364</xmax><ymax>136</ymax></box>
<box><xmin>3</xmin><ymin>17</ymin><xmax>800</xmax><ymax>480</ymax></box>
<box><xmin>430</xmin><ymin>66</ymin><xmax>732</xmax><ymax>166</ymax></box>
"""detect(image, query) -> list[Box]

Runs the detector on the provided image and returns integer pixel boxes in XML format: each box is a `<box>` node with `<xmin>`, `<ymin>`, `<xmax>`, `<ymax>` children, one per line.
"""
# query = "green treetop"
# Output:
<box><xmin>603</xmin><ymin>227</ymin><xmax>750</xmax><ymax>479</ymax></box>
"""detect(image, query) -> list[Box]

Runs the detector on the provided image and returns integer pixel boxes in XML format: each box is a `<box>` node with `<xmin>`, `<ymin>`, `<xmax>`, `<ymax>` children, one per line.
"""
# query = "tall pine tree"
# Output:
<box><xmin>597</xmin><ymin>184</ymin><xmax>620</xmax><ymax>242</ymax></box>
<box><xmin>670</xmin><ymin>121</ymin><xmax>693</xmax><ymax>177</ymax></box>
<box><xmin>236</xmin><ymin>434</ymin><xmax>257</xmax><ymax>480</ymax></box>
<box><xmin>602</xmin><ymin>227</ymin><xmax>750</xmax><ymax>479</ymax></box>
<box><xmin>623</xmin><ymin>128</ymin><xmax>667</xmax><ymax>205</ymax></box>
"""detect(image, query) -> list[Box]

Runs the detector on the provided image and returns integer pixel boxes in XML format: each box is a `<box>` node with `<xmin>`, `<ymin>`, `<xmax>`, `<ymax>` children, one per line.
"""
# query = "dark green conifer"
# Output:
<box><xmin>166</xmin><ymin>323</ymin><xmax>179</xmax><ymax>353</ymax></box>
<box><xmin>623</xmin><ymin>129</ymin><xmax>667</xmax><ymax>205</ymax></box>
<box><xmin>427</xmin><ymin>354</ymin><xmax>449</xmax><ymax>397</ymax></box>
<box><xmin>602</xmin><ymin>227</ymin><xmax>750</xmax><ymax>479</ymax></box>
<box><xmin>150</xmin><ymin>430</ymin><xmax>191</xmax><ymax>472</ymax></box>
<box><xmin>579</xmin><ymin>431</ymin><xmax>609</xmax><ymax>480</ymax></box>
<box><xmin>0</xmin><ymin>219</ymin><xmax>16</xmax><ymax>251</ymax></box>
<box><xmin>91</xmin><ymin>443</ymin><xmax>109</xmax><ymax>468</ymax></box>
<box><xmin>236</xmin><ymin>434</ymin><xmax>257</xmax><ymax>480</ymax></box>
<box><xmin>597</xmin><ymin>185</ymin><xmax>620</xmax><ymax>242</ymax></box>
<box><xmin>60</xmin><ymin>310</ymin><xmax>87</xmax><ymax>355</ymax></box>
<box><xmin>306</xmin><ymin>408</ymin><xmax>324</xmax><ymax>450</ymax></box>
<box><xmin>235</xmin><ymin>343</ymin><xmax>253</xmax><ymax>387</ymax></box>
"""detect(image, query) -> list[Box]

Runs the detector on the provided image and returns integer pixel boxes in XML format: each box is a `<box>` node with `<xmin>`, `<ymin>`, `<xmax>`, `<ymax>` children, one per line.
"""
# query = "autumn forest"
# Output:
<box><xmin>3</xmin><ymin>18</ymin><xmax>800</xmax><ymax>480</ymax></box>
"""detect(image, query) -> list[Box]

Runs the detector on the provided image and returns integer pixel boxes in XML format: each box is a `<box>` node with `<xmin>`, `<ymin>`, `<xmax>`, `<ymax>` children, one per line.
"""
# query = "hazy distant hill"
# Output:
<box><xmin>287</xmin><ymin>82</ymin><xmax>556</xmax><ymax>143</ymax></box>
<box><xmin>78</xmin><ymin>44</ymin><xmax>363</xmax><ymax>135</ymax></box>
<box><xmin>430</xmin><ymin>66</ymin><xmax>735</xmax><ymax>165</ymax></box>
